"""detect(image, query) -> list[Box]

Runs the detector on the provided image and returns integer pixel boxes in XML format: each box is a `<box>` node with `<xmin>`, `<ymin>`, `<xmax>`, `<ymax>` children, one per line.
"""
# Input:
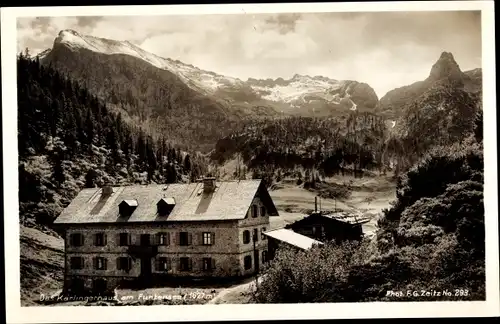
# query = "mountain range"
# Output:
<box><xmin>36</xmin><ymin>29</ymin><xmax>482</xmax><ymax>151</ymax></box>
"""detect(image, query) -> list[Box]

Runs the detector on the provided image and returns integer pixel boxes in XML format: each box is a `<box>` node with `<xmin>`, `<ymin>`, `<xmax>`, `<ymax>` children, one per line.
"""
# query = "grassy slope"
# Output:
<box><xmin>20</xmin><ymin>226</ymin><xmax>64</xmax><ymax>306</ymax></box>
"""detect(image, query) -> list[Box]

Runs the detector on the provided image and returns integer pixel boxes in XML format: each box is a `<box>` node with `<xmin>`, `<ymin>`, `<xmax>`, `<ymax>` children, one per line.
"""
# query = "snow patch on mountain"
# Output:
<box><xmin>53</xmin><ymin>29</ymin><xmax>244</xmax><ymax>95</ymax></box>
<box><xmin>251</xmin><ymin>76</ymin><xmax>345</xmax><ymax>103</ymax></box>
<box><xmin>48</xmin><ymin>30</ymin><xmax>376</xmax><ymax>110</ymax></box>
<box><xmin>344</xmin><ymin>83</ymin><xmax>357</xmax><ymax>111</ymax></box>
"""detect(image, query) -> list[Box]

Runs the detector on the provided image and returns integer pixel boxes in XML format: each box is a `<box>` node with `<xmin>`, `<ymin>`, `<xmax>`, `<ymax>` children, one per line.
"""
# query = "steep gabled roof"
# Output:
<box><xmin>54</xmin><ymin>179</ymin><xmax>279</xmax><ymax>224</ymax></box>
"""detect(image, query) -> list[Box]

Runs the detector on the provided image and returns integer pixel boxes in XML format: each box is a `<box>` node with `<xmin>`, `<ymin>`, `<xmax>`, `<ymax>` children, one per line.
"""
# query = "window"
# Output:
<box><xmin>252</xmin><ymin>205</ymin><xmax>258</xmax><ymax>218</ymax></box>
<box><xmin>155</xmin><ymin>257</ymin><xmax>171</xmax><ymax>272</ymax></box>
<box><xmin>94</xmin><ymin>233</ymin><xmax>106</xmax><ymax>246</ymax></box>
<box><xmin>179</xmin><ymin>257</ymin><xmax>192</xmax><ymax>271</ymax></box>
<box><xmin>179</xmin><ymin>232</ymin><xmax>192</xmax><ymax>246</ymax></box>
<box><xmin>253</xmin><ymin>229</ymin><xmax>258</xmax><ymax>242</ymax></box>
<box><xmin>119</xmin><ymin>233</ymin><xmax>130</xmax><ymax>246</ymax></box>
<box><xmin>244</xmin><ymin>255</ymin><xmax>252</xmax><ymax>270</ymax></box>
<box><xmin>70</xmin><ymin>233</ymin><xmax>84</xmax><ymax>247</ymax></box>
<box><xmin>116</xmin><ymin>257</ymin><xmax>132</xmax><ymax>271</ymax></box>
<box><xmin>261</xmin><ymin>227</ymin><xmax>267</xmax><ymax>240</ymax></box>
<box><xmin>93</xmin><ymin>257</ymin><xmax>107</xmax><ymax>270</ymax></box>
<box><xmin>156</xmin><ymin>232</ymin><xmax>169</xmax><ymax>246</ymax></box>
<box><xmin>243</xmin><ymin>230</ymin><xmax>250</xmax><ymax>244</ymax></box>
<box><xmin>261</xmin><ymin>206</ymin><xmax>266</xmax><ymax>217</ymax></box>
<box><xmin>70</xmin><ymin>256</ymin><xmax>84</xmax><ymax>270</ymax></box>
<box><xmin>202</xmin><ymin>232</ymin><xmax>214</xmax><ymax>245</ymax></box>
<box><xmin>262</xmin><ymin>251</ymin><xmax>268</xmax><ymax>263</ymax></box>
<box><xmin>202</xmin><ymin>258</ymin><xmax>215</xmax><ymax>271</ymax></box>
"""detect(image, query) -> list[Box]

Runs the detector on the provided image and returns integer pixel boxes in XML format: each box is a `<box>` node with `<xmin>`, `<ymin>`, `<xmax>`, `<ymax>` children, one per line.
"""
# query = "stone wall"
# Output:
<box><xmin>63</xmin><ymin>195</ymin><xmax>273</xmax><ymax>292</ymax></box>
<box><xmin>65</xmin><ymin>220</ymin><xmax>241</xmax><ymax>279</ymax></box>
<box><xmin>238</xmin><ymin>196</ymin><xmax>271</xmax><ymax>276</ymax></box>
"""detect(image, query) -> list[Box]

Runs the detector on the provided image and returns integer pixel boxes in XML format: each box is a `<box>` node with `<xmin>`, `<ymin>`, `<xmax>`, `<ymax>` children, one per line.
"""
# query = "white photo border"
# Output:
<box><xmin>2</xmin><ymin>1</ymin><xmax>498</xmax><ymax>323</ymax></box>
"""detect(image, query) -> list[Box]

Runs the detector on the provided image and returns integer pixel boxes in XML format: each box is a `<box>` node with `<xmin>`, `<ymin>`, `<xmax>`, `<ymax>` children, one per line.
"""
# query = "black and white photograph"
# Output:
<box><xmin>2</xmin><ymin>1</ymin><xmax>498</xmax><ymax>323</ymax></box>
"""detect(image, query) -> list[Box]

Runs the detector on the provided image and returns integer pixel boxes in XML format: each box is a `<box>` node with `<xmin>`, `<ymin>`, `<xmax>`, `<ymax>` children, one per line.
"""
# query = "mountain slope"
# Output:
<box><xmin>380</xmin><ymin>52</ymin><xmax>482</xmax><ymax>173</ymax></box>
<box><xmin>39</xmin><ymin>30</ymin><xmax>379</xmax><ymax>127</ymax></box>
<box><xmin>377</xmin><ymin>52</ymin><xmax>482</xmax><ymax>119</ymax></box>
<box><xmin>40</xmin><ymin>31</ymin><xmax>260</xmax><ymax>152</ymax></box>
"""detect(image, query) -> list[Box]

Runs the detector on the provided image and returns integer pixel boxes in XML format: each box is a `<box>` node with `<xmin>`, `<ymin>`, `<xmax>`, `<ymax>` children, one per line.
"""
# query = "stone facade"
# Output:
<box><xmin>64</xmin><ymin>196</ymin><xmax>271</xmax><ymax>294</ymax></box>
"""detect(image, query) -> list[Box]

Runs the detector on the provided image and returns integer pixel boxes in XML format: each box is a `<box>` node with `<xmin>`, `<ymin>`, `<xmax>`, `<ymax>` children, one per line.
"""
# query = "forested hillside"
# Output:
<box><xmin>212</xmin><ymin>113</ymin><xmax>389</xmax><ymax>183</ymax></box>
<box><xmin>17</xmin><ymin>53</ymin><xmax>207</xmax><ymax>233</ymax></box>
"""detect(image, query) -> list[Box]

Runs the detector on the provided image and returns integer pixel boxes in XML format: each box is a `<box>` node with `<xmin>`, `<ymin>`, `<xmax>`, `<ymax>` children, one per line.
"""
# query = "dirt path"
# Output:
<box><xmin>207</xmin><ymin>276</ymin><xmax>264</xmax><ymax>304</ymax></box>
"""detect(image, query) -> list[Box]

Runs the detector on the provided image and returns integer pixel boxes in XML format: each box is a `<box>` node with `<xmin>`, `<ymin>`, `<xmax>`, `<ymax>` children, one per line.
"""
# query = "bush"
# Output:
<box><xmin>254</xmin><ymin>241</ymin><xmax>362</xmax><ymax>303</ymax></box>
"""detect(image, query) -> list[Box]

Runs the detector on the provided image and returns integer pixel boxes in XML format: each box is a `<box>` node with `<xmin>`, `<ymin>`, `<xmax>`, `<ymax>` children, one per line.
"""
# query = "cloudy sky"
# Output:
<box><xmin>17</xmin><ymin>11</ymin><xmax>481</xmax><ymax>97</ymax></box>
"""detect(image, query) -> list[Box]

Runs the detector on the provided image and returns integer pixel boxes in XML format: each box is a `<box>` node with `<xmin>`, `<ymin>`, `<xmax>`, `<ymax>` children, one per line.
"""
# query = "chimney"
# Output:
<box><xmin>314</xmin><ymin>197</ymin><xmax>318</xmax><ymax>213</ymax></box>
<box><xmin>203</xmin><ymin>177</ymin><xmax>216</xmax><ymax>194</ymax></box>
<box><xmin>102</xmin><ymin>185</ymin><xmax>114</xmax><ymax>196</ymax></box>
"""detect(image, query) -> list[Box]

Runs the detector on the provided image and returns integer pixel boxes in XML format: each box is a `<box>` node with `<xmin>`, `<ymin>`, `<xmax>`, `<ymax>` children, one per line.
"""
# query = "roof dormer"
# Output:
<box><xmin>157</xmin><ymin>197</ymin><xmax>176</xmax><ymax>217</ymax></box>
<box><xmin>119</xmin><ymin>199</ymin><xmax>138</xmax><ymax>217</ymax></box>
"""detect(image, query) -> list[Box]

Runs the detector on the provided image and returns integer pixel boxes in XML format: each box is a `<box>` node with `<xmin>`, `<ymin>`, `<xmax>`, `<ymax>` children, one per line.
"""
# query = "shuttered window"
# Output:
<box><xmin>243</xmin><ymin>230</ymin><xmax>250</xmax><ymax>244</ymax></box>
<box><xmin>118</xmin><ymin>233</ymin><xmax>130</xmax><ymax>246</ymax></box>
<box><xmin>156</xmin><ymin>232</ymin><xmax>170</xmax><ymax>246</ymax></box>
<box><xmin>244</xmin><ymin>255</ymin><xmax>252</xmax><ymax>270</ymax></box>
<box><xmin>179</xmin><ymin>232</ymin><xmax>192</xmax><ymax>246</ymax></box>
<box><xmin>94</xmin><ymin>233</ymin><xmax>106</xmax><ymax>246</ymax></box>
<box><xmin>70</xmin><ymin>233</ymin><xmax>84</xmax><ymax>246</ymax></box>
<box><xmin>261</xmin><ymin>206</ymin><xmax>266</xmax><ymax>217</ymax></box>
<box><xmin>202</xmin><ymin>258</ymin><xmax>215</xmax><ymax>271</ymax></box>
<box><xmin>155</xmin><ymin>257</ymin><xmax>171</xmax><ymax>271</ymax></box>
<box><xmin>93</xmin><ymin>257</ymin><xmax>107</xmax><ymax>270</ymax></box>
<box><xmin>116</xmin><ymin>257</ymin><xmax>132</xmax><ymax>271</ymax></box>
<box><xmin>202</xmin><ymin>232</ymin><xmax>214</xmax><ymax>245</ymax></box>
<box><xmin>179</xmin><ymin>257</ymin><xmax>192</xmax><ymax>271</ymax></box>
<box><xmin>252</xmin><ymin>205</ymin><xmax>258</xmax><ymax>218</ymax></box>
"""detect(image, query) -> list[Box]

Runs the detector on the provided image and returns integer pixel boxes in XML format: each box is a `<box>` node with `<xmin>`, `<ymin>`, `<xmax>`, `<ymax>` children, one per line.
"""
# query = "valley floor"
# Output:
<box><xmin>19</xmin><ymin>174</ymin><xmax>396</xmax><ymax>306</ymax></box>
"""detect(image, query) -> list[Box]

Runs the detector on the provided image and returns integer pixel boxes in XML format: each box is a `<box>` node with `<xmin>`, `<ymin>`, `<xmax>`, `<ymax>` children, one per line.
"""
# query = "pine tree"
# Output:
<box><xmin>85</xmin><ymin>169</ymin><xmax>98</xmax><ymax>188</ymax></box>
<box><xmin>52</xmin><ymin>154</ymin><xmax>66</xmax><ymax>186</ymax></box>
<box><xmin>184</xmin><ymin>154</ymin><xmax>192</xmax><ymax>173</ymax></box>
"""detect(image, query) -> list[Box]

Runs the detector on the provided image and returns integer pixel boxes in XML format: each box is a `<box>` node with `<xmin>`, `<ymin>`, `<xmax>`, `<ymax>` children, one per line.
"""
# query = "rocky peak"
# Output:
<box><xmin>427</xmin><ymin>51</ymin><xmax>464</xmax><ymax>82</ymax></box>
<box><xmin>59</xmin><ymin>29</ymin><xmax>80</xmax><ymax>36</ymax></box>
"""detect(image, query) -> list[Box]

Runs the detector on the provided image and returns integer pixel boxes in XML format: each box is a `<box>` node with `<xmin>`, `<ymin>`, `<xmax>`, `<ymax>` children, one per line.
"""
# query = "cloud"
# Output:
<box><xmin>75</xmin><ymin>16</ymin><xmax>104</xmax><ymax>28</ymax></box>
<box><xmin>17</xmin><ymin>11</ymin><xmax>482</xmax><ymax>97</ymax></box>
<box><xmin>263</xmin><ymin>13</ymin><xmax>302</xmax><ymax>34</ymax></box>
